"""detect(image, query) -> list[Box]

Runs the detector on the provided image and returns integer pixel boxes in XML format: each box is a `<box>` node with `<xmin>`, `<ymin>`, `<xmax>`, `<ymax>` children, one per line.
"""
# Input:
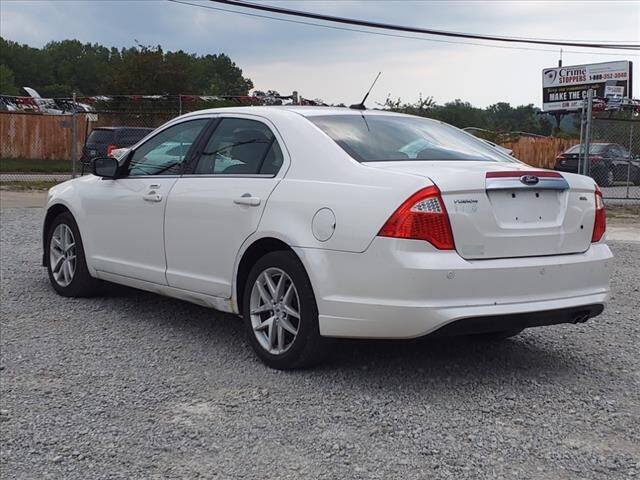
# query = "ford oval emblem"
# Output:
<box><xmin>520</xmin><ymin>175</ymin><xmax>539</xmax><ymax>185</ymax></box>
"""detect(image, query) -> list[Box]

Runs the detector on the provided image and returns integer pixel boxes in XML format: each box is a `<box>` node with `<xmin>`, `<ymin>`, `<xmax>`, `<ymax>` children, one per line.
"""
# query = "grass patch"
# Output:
<box><xmin>0</xmin><ymin>157</ymin><xmax>72</xmax><ymax>173</ymax></box>
<box><xmin>0</xmin><ymin>180</ymin><xmax>61</xmax><ymax>191</ymax></box>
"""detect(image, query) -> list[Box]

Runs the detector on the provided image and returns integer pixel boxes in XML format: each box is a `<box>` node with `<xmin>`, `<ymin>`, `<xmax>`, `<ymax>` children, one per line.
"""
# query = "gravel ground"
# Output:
<box><xmin>1</xmin><ymin>207</ymin><xmax>639</xmax><ymax>480</ymax></box>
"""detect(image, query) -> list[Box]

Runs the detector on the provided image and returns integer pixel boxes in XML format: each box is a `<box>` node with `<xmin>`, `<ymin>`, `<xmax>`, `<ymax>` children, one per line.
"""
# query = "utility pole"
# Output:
<box><xmin>71</xmin><ymin>92</ymin><xmax>78</xmax><ymax>179</ymax></box>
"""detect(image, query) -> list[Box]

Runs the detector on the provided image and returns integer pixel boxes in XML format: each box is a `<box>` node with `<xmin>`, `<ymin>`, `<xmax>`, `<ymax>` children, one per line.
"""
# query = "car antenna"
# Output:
<box><xmin>349</xmin><ymin>72</ymin><xmax>381</xmax><ymax>110</ymax></box>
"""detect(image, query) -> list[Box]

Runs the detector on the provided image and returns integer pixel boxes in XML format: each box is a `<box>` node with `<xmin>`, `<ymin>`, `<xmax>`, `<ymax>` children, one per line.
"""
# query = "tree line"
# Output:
<box><xmin>0</xmin><ymin>37</ymin><xmax>567</xmax><ymax>137</ymax></box>
<box><xmin>380</xmin><ymin>95</ymin><xmax>560</xmax><ymax>139</ymax></box>
<box><xmin>0</xmin><ymin>37</ymin><xmax>253</xmax><ymax>97</ymax></box>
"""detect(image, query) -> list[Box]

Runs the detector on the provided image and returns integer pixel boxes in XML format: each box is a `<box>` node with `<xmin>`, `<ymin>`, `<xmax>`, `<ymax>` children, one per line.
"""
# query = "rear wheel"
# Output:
<box><xmin>242</xmin><ymin>251</ymin><xmax>327</xmax><ymax>370</ymax></box>
<box><xmin>46</xmin><ymin>212</ymin><xmax>101</xmax><ymax>297</ymax></box>
<box><xmin>595</xmin><ymin>167</ymin><xmax>614</xmax><ymax>187</ymax></box>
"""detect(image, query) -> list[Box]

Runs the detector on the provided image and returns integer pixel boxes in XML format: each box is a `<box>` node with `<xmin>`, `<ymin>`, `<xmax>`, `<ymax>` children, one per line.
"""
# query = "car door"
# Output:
<box><xmin>164</xmin><ymin>115</ymin><xmax>287</xmax><ymax>297</ymax></box>
<box><xmin>82</xmin><ymin>118</ymin><xmax>211</xmax><ymax>284</ymax></box>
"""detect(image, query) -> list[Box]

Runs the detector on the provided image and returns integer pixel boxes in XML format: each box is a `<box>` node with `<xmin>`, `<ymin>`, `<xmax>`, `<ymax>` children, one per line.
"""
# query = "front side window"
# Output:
<box><xmin>194</xmin><ymin>118</ymin><xmax>284</xmax><ymax>175</ymax></box>
<box><xmin>126</xmin><ymin>119</ymin><xmax>209</xmax><ymax>176</ymax></box>
<box><xmin>308</xmin><ymin>114</ymin><xmax>518</xmax><ymax>163</ymax></box>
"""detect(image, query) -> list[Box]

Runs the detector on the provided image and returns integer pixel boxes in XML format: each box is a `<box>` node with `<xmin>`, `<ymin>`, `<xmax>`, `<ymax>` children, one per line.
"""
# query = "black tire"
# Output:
<box><xmin>471</xmin><ymin>329</ymin><xmax>523</xmax><ymax>341</ymax></box>
<box><xmin>242</xmin><ymin>251</ymin><xmax>327</xmax><ymax>370</ymax></box>
<box><xmin>45</xmin><ymin>211</ymin><xmax>101</xmax><ymax>297</ymax></box>
<box><xmin>595</xmin><ymin>167</ymin><xmax>613</xmax><ymax>187</ymax></box>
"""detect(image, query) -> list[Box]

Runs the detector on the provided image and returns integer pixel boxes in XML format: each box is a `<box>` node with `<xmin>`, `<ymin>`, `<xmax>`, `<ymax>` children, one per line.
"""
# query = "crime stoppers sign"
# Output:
<box><xmin>542</xmin><ymin>60</ymin><xmax>633</xmax><ymax>112</ymax></box>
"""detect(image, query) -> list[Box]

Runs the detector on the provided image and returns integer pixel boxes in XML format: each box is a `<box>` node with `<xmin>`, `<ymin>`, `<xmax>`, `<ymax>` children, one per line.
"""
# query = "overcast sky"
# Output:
<box><xmin>1</xmin><ymin>0</ymin><xmax>638</xmax><ymax>107</ymax></box>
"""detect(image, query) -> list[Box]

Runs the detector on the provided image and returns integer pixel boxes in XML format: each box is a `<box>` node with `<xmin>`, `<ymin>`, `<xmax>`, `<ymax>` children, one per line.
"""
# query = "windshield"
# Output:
<box><xmin>566</xmin><ymin>144</ymin><xmax>608</xmax><ymax>154</ymax></box>
<box><xmin>308</xmin><ymin>114</ymin><xmax>517</xmax><ymax>163</ymax></box>
<box><xmin>87</xmin><ymin>129</ymin><xmax>114</xmax><ymax>144</ymax></box>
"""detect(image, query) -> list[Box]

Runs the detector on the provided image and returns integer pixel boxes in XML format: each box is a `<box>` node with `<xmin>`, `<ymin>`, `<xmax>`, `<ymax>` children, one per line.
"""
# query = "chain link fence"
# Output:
<box><xmin>1</xmin><ymin>92</ymin><xmax>313</xmax><ymax>183</ymax></box>
<box><xmin>588</xmin><ymin>115</ymin><xmax>640</xmax><ymax>199</ymax></box>
<box><xmin>1</xmin><ymin>101</ymin><xmax>181</xmax><ymax>183</ymax></box>
<box><xmin>2</xmin><ymin>93</ymin><xmax>640</xmax><ymax>204</ymax></box>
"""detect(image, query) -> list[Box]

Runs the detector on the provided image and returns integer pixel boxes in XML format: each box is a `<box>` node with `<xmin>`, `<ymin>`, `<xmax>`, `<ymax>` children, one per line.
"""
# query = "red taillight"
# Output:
<box><xmin>591</xmin><ymin>185</ymin><xmax>606</xmax><ymax>242</ymax></box>
<box><xmin>378</xmin><ymin>185</ymin><xmax>455</xmax><ymax>250</ymax></box>
<box><xmin>106</xmin><ymin>144</ymin><xmax>117</xmax><ymax>156</ymax></box>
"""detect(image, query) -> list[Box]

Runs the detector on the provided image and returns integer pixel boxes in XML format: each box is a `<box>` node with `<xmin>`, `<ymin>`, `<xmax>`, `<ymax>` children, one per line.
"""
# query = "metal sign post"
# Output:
<box><xmin>626</xmin><ymin>122</ymin><xmax>633</xmax><ymax>199</ymax></box>
<box><xmin>583</xmin><ymin>90</ymin><xmax>593</xmax><ymax>176</ymax></box>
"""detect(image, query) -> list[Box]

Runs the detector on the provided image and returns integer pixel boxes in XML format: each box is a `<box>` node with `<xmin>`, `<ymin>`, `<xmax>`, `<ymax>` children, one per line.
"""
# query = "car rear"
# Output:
<box><xmin>81</xmin><ymin>128</ymin><xmax>115</xmax><ymax>165</ymax></box>
<box><xmin>554</xmin><ymin>143</ymin><xmax>609</xmax><ymax>175</ymax></box>
<box><xmin>298</xmin><ymin>112</ymin><xmax>612</xmax><ymax>339</ymax></box>
<box><xmin>81</xmin><ymin>127</ymin><xmax>153</xmax><ymax>165</ymax></box>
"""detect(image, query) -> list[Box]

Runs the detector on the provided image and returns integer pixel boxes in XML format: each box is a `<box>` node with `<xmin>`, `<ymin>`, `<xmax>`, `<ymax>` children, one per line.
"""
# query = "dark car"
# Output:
<box><xmin>80</xmin><ymin>127</ymin><xmax>154</xmax><ymax>165</ymax></box>
<box><xmin>554</xmin><ymin>143</ymin><xmax>640</xmax><ymax>187</ymax></box>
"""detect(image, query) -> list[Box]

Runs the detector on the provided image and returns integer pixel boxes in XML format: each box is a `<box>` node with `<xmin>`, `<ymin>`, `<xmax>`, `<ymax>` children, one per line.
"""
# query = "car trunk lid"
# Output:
<box><xmin>366</xmin><ymin>161</ymin><xmax>597</xmax><ymax>259</ymax></box>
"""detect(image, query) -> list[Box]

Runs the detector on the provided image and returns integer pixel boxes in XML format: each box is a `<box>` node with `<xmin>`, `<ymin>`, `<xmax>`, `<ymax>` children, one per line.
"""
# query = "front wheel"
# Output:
<box><xmin>242</xmin><ymin>251</ymin><xmax>327</xmax><ymax>370</ymax></box>
<box><xmin>46</xmin><ymin>212</ymin><xmax>101</xmax><ymax>297</ymax></box>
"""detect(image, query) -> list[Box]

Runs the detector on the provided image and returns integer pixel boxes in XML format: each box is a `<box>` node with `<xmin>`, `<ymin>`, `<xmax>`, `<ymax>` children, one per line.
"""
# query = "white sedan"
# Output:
<box><xmin>43</xmin><ymin>107</ymin><xmax>612</xmax><ymax>369</ymax></box>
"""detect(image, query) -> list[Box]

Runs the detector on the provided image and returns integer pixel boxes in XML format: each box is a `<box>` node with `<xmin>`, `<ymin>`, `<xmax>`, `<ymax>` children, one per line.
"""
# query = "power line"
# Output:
<box><xmin>209</xmin><ymin>0</ymin><xmax>639</xmax><ymax>50</ymax></box>
<box><xmin>168</xmin><ymin>0</ymin><xmax>639</xmax><ymax>57</ymax></box>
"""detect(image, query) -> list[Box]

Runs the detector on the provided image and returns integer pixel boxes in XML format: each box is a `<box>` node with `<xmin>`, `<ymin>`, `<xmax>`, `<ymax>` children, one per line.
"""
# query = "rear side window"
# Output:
<box><xmin>86</xmin><ymin>129</ymin><xmax>114</xmax><ymax>144</ymax></box>
<box><xmin>308</xmin><ymin>114</ymin><xmax>517</xmax><ymax>163</ymax></box>
<box><xmin>194</xmin><ymin>118</ymin><xmax>283</xmax><ymax>175</ymax></box>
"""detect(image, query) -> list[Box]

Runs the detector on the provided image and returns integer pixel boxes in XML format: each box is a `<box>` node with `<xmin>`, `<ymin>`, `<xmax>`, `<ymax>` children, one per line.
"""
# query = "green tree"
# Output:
<box><xmin>0</xmin><ymin>36</ymin><xmax>254</xmax><ymax>97</ymax></box>
<box><xmin>204</xmin><ymin>54</ymin><xmax>253</xmax><ymax>96</ymax></box>
<box><xmin>382</xmin><ymin>96</ymin><xmax>555</xmax><ymax>137</ymax></box>
<box><xmin>0</xmin><ymin>37</ymin><xmax>54</xmax><ymax>93</ymax></box>
<box><xmin>0</xmin><ymin>64</ymin><xmax>19</xmax><ymax>95</ymax></box>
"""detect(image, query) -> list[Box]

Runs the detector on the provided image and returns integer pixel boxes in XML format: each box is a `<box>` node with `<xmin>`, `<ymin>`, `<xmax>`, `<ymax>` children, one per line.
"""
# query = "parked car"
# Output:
<box><xmin>42</xmin><ymin>107</ymin><xmax>611</xmax><ymax>369</ymax></box>
<box><xmin>80</xmin><ymin>127</ymin><xmax>154</xmax><ymax>166</ymax></box>
<box><xmin>554</xmin><ymin>143</ymin><xmax>640</xmax><ymax>186</ymax></box>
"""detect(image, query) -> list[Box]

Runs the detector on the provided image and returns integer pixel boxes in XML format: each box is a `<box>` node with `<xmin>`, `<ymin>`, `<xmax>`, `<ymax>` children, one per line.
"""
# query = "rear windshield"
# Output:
<box><xmin>86</xmin><ymin>129</ymin><xmax>114</xmax><ymax>144</ymax></box>
<box><xmin>115</xmin><ymin>129</ymin><xmax>153</xmax><ymax>146</ymax></box>
<box><xmin>308</xmin><ymin>114</ymin><xmax>516</xmax><ymax>163</ymax></box>
<box><xmin>566</xmin><ymin>144</ymin><xmax>608</xmax><ymax>154</ymax></box>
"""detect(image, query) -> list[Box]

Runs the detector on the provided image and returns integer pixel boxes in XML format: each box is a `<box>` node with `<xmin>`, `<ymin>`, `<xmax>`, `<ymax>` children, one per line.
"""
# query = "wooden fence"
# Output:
<box><xmin>501</xmin><ymin>136</ymin><xmax>577</xmax><ymax>169</ymax></box>
<box><xmin>1</xmin><ymin>111</ymin><xmax>578</xmax><ymax>167</ymax></box>
<box><xmin>0</xmin><ymin>111</ymin><xmax>174</xmax><ymax>161</ymax></box>
<box><xmin>1</xmin><ymin>111</ymin><xmax>89</xmax><ymax>160</ymax></box>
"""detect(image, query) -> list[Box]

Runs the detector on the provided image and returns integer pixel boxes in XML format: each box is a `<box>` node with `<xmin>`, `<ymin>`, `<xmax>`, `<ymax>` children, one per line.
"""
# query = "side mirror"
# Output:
<box><xmin>92</xmin><ymin>156</ymin><xmax>119</xmax><ymax>178</ymax></box>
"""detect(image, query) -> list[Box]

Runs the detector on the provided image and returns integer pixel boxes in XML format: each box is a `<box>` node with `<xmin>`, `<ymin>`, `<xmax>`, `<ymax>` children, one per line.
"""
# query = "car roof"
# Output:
<box><xmin>92</xmin><ymin>126</ymin><xmax>154</xmax><ymax>131</ymax></box>
<box><xmin>179</xmin><ymin>105</ymin><xmax>412</xmax><ymax>119</ymax></box>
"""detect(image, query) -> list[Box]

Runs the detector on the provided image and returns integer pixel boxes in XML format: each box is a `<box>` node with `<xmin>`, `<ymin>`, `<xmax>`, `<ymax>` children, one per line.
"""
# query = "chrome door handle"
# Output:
<box><xmin>234</xmin><ymin>195</ymin><xmax>261</xmax><ymax>207</ymax></box>
<box><xmin>143</xmin><ymin>192</ymin><xmax>162</xmax><ymax>202</ymax></box>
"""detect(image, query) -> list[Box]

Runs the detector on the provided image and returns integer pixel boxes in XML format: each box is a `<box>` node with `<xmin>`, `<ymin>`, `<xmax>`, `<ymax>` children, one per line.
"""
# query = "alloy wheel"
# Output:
<box><xmin>49</xmin><ymin>223</ymin><xmax>77</xmax><ymax>287</ymax></box>
<box><xmin>249</xmin><ymin>267</ymin><xmax>301</xmax><ymax>355</ymax></box>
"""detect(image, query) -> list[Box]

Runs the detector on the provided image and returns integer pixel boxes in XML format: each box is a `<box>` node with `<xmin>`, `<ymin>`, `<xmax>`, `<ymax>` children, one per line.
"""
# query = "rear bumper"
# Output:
<box><xmin>431</xmin><ymin>304</ymin><xmax>603</xmax><ymax>336</ymax></box>
<box><xmin>554</xmin><ymin>165</ymin><xmax>578</xmax><ymax>174</ymax></box>
<box><xmin>295</xmin><ymin>239</ymin><xmax>612</xmax><ymax>339</ymax></box>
